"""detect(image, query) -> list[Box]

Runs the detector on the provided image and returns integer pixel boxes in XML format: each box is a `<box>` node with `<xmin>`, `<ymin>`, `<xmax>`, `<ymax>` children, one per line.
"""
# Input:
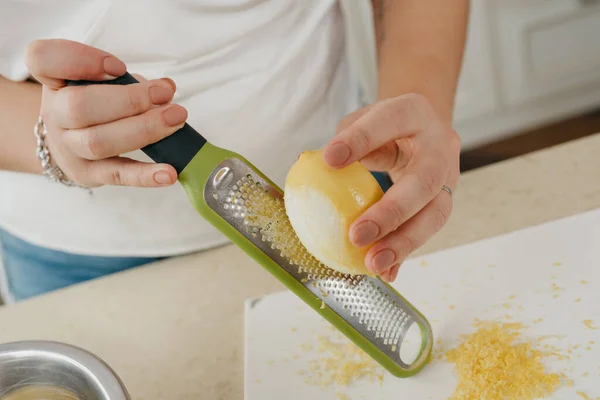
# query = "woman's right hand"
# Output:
<box><xmin>26</xmin><ymin>39</ymin><xmax>188</xmax><ymax>188</ymax></box>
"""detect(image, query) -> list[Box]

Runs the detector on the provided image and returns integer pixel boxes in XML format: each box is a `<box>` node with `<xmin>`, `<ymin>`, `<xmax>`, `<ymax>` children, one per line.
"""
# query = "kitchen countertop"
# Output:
<box><xmin>1</xmin><ymin>134</ymin><xmax>600</xmax><ymax>400</ymax></box>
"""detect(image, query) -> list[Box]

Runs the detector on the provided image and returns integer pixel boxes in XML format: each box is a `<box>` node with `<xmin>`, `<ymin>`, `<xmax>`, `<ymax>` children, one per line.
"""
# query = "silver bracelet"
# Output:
<box><xmin>34</xmin><ymin>116</ymin><xmax>92</xmax><ymax>195</ymax></box>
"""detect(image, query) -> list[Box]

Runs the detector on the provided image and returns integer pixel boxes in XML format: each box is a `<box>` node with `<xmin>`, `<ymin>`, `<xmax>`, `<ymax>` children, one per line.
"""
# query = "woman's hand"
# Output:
<box><xmin>26</xmin><ymin>39</ymin><xmax>187</xmax><ymax>188</ymax></box>
<box><xmin>323</xmin><ymin>93</ymin><xmax>460</xmax><ymax>282</ymax></box>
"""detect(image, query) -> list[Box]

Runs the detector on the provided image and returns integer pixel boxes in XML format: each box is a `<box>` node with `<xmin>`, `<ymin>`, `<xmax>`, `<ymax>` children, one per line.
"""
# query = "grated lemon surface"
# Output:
<box><xmin>443</xmin><ymin>320</ymin><xmax>566</xmax><ymax>400</ymax></box>
<box><xmin>240</xmin><ymin>180</ymin><xmax>356</xmax><ymax>282</ymax></box>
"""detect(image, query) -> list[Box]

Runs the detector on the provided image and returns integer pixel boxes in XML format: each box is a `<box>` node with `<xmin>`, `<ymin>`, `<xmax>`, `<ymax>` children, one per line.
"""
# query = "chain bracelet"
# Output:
<box><xmin>34</xmin><ymin>116</ymin><xmax>92</xmax><ymax>195</ymax></box>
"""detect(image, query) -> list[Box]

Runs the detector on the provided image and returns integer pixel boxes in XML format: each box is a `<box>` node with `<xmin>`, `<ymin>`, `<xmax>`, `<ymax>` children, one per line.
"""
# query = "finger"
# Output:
<box><xmin>132</xmin><ymin>73</ymin><xmax>147</xmax><ymax>82</ymax></box>
<box><xmin>52</xmin><ymin>78</ymin><xmax>176</xmax><ymax>129</ymax></box>
<box><xmin>335</xmin><ymin>105</ymin><xmax>373</xmax><ymax>134</ymax></box>
<box><xmin>365</xmin><ymin>192</ymin><xmax>453</xmax><ymax>275</ymax></box>
<box><xmin>378</xmin><ymin>264</ymin><xmax>399</xmax><ymax>282</ymax></box>
<box><xmin>350</xmin><ymin>151</ymin><xmax>449</xmax><ymax>247</ymax></box>
<box><xmin>63</xmin><ymin>104</ymin><xmax>187</xmax><ymax>160</ymax></box>
<box><xmin>388</xmin><ymin>265</ymin><xmax>401</xmax><ymax>282</ymax></box>
<box><xmin>357</xmin><ymin>141</ymin><xmax>401</xmax><ymax>172</ymax></box>
<box><xmin>86</xmin><ymin>157</ymin><xmax>178</xmax><ymax>187</ymax></box>
<box><xmin>323</xmin><ymin>93</ymin><xmax>437</xmax><ymax>168</ymax></box>
<box><xmin>26</xmin><ymin>39</ymin><xmax>126</xmax><ymax>89</ymax></box>
<box><xmin>132</xmin><ymin>74</ymin><xmax>177</xmax><ymax>92</ymax></box>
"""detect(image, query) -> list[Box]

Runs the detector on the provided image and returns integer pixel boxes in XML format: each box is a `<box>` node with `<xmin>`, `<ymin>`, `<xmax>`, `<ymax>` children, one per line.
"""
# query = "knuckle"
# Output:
<box><xmin>405</xmin><ymin>92</ymin><xmax>430</xmax><ymax>111</ymax></box>
<box><xmin>417</xmin><ymin>169</ymin><xmax>442</xmax><ymax>197</ymax></box>
<box><xmin>431</xmin><ymin>202</ymin><xmax>452</xmax><ymax>232</ymax></box>
<box><xmin>68</xmin><ymin>167</ymin><xmax>85</xmax><ymax>184</ymax></box>
<box><xmin>110</xmin><ymin>169</ymin><xmax>125</xmax><ymax>186</ymax></box>
<box><xmin>382</xmin><ymin>200</ymin><xmax>407</xmax><ymax>229</ymax></box>
<box><xmin>392</xmin><ymin>104</ymin><xmax>411</xmax><ymax>134</ymax></box>
<box><xmin>142</xmin><ymin>112</ymin><xmax>160</xmax><ymax>138</ymax></box>
<box><xmin>80</xmin><ymin>128</ymin><xmax>104</xmax><ymax>160</ymax></box>
<box><xmin>350</xmin><ymin>122</ymin><xmax>373</xmax><ymax>154</ymax></box>
<box><xmin>130</xmin><ymin>164</ymin><xmax>145</xmax><ymax>187</ymax></box>
<box><xmin>25</xmin><ymin>40</ymin><xmax>45</xmax><ymax>70</ymax></box>
<box><xmin>404</xmin><ymin>92</ymin><xmax>434</xmax><ymax>126</ymax></box>
<box><xmin>447</xmin><ymin>130</ymin><xmax>462</xmax><ymax>155</ymax></box>
<box><xmin>64</xmin><ymin>90</ymin><xmax>89</xmax><ymax>127</ymax></box>
<box><xmin>124</xmin><ymin>86</ymin><xmax>149</xmax><ymax>114</ymax></box>
<box><xmin>111</xmin><ymin>164</ymin><xmax>147</xmax><ymax>187</ymax></box>
<box><xmin>394</xmin><ymin>233</ymin><xmax>416</xmax><ymax>257</ymax></box>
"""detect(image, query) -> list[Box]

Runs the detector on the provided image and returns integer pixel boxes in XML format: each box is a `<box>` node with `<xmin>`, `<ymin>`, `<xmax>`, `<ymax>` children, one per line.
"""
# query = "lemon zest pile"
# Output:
<box><xmin>444</xmin><ymin>320</ymin><xmax>566</xmax><ymax>400</ymax></box>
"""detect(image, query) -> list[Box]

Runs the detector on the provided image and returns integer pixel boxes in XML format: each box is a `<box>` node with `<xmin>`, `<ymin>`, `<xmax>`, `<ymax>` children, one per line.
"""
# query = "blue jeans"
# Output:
<box><xmin>0</xmin><ymin>228</ymin><xmax>164</xmax><ymax>302</ymax></box>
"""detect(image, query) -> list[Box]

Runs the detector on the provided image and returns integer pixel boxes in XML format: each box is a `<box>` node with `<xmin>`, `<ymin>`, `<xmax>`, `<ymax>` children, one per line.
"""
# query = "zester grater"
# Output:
<box><xmin>66</xmin><ymin>72</ymin><xmax>434</xmax><ymax>378</ymax></box>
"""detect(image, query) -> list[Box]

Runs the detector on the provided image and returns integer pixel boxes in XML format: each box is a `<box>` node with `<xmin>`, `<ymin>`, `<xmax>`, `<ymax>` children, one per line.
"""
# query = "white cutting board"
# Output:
<box><xmin>244</xmin><ymin>208</ymin><xmax>600</xmax><ymax>399</ymax></box>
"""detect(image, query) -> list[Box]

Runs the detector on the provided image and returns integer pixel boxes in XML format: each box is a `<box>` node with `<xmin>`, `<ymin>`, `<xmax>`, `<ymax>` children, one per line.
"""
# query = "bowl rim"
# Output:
<box><xmin>0</xmin><ymin>340</ymin><xmax>130</xmax><ymax>400</ymax></box>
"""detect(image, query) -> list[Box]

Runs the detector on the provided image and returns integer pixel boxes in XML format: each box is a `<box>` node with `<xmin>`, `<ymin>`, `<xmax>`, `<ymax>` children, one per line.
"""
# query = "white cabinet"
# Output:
<box><xmin>492</xmin><ymin>0</ymin><xmax>600</xmax><ymax>106</ymax></box>
<box><xmin>453</xmin><ymin>0</ymin><xmax>498</xmax><ymax>123</ymax></box>
<box><xmin>453</xmin><ymin>0</ymin><xmax>600</xmax><ymax>150</ymax></box>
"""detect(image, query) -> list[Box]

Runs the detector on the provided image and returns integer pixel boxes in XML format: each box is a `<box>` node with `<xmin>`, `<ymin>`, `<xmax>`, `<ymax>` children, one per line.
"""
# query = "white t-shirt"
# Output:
<box><xmin>0</xmin><ymin>0</ymin><xmax>375</xmax><ymax>257</ymax></box>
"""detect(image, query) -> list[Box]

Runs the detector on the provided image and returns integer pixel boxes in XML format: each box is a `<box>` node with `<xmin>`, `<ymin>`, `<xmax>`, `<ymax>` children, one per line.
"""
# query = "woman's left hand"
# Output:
<box><xmin>323</xmin><ymin>93</ymin><xmax>461</xmax><ymax>282</ymax></box>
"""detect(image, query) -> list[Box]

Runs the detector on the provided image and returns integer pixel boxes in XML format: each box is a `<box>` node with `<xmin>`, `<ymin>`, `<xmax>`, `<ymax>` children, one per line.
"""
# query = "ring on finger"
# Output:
<box><xmin>441</xmin><ymin>184</ymin><xmax>453</xmax><ymax>197</ymax></box>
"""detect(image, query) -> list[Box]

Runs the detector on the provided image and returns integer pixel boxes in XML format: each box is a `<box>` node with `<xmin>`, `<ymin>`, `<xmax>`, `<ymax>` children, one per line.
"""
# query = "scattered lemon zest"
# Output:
<box><xmin>581</xmin><ymin>280</ymin><xmax>588</xmax><ymax>285</ymax></box>
<box><xmin>300</xmin><ymin>335</ymin><xmax>385</xmax><ymax>388</ymax></box>
<box><xmin>552</xmin><ymin>283</ymin><xmax>562</xmax><ymax>291</ymax></box>
<box><xmin>577</xmin><ymin>391</ymin><xmax>591</xmax><ymax>400</ymax></box>
<box><xmin>583</xmin><ymin>320</ymin><xmax>597</xmax><ymax>330</ymax></box>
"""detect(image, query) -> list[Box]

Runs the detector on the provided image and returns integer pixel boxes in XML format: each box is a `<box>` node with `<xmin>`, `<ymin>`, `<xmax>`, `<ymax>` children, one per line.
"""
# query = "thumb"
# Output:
<box><xmin>324</xmin><ymin>104</ymin><xmax>373</xmax><ymax>168</ymax></box>
<box><xmin>26</xmin><ymin>39</ymin><xmax>126</xmax><ymax>89</ymax></box>
<box><xmin>334</xmin><ymin>104</ymin><xmax>373</xmax><ymax>134</ymax></box>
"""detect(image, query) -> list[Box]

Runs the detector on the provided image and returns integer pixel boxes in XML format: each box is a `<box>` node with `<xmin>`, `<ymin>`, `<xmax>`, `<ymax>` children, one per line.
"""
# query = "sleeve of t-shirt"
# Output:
<box><xmin>0</xmin><ymin>0</ymin><xmax>105</xmax><ymax>81</ymax></box>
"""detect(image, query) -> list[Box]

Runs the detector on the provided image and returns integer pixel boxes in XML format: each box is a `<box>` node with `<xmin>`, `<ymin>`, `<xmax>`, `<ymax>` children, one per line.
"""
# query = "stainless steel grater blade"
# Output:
<box><xmin>204</xmin><ymin>158</ymin><xmax>433</xmax><ymax>376</ymax></box>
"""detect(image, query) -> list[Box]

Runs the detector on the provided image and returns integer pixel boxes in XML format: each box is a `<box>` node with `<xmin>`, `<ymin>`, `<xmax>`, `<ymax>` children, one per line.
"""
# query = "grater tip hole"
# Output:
<box><xmin>398</xmin><ymin>321</ymin><xmax>424</xmax><ymax>365</ymax></box>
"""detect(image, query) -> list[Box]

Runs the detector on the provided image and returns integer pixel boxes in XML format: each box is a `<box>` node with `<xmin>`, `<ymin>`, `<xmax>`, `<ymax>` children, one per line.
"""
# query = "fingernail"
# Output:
<box><xmin>371</xmin><ymin>249</ymin><xmax>396</xmax><ymax>273</ymax></box>
<box><xmin>103</xmin><ymin>56</ymin><xmax>126</xmax><ymax>78</ymax></box>
<box><xmin>351</xmin><ymin>221</ymin><xmax>380</xmax><ymax>247</ymax></box>
<box><xmin>161</xmin><ymin>77</ymin><xmax>177</xmax><ymax>91</ymax></box>
<box><xmin>163</xmin><ymin>105</ymin><xmax>187</xmax><ymax>126</ymax></box>
<box><xmin>389</xmin><ymin>264</ymin><xmax>400</xmax><ymax>281</ymax></box>
<box><xmin>324</xmin><ymin>142</ymin><xmax>351</xmax><ymax>167</ymax></box>
<box><xmin>154</xmin><ymin>170</ymin><xmax>173</xmax><ymax>185</ymax></box>
<box><xmin>149</xmin><ymin>85</ymin><xmax>173</xmax><ymax>105</ymax></box>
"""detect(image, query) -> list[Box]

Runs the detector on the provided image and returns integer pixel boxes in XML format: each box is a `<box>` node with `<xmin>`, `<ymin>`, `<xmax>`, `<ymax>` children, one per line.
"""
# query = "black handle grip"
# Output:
<box><xmin>66</xmin><ymin>72</ymin><xmax>206</xmax><ymax>174</ymax></box>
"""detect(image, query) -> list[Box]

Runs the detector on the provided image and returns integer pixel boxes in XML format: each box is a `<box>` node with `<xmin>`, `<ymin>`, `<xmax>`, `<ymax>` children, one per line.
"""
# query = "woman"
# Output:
<box><xmin>0</xmin><ymin>0</ymin><xmax>467</xmax><ymax>302</ymax></box>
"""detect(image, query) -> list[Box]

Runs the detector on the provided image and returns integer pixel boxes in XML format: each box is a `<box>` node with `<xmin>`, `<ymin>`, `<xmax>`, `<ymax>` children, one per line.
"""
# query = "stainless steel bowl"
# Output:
<box><xmin>0</xmin><ymin>340</ymin><xmax>130</xmax><ymax>400</ymax></box>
